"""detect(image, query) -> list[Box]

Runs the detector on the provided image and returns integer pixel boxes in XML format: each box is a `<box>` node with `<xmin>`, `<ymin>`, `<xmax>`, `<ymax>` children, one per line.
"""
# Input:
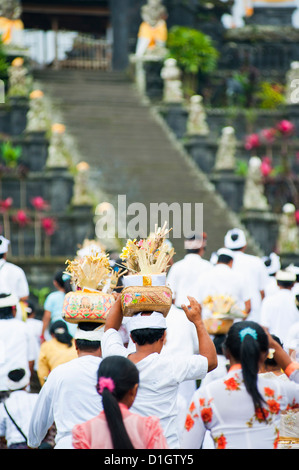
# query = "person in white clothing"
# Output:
<box><xmin>0</xmin><ymin>368</ymin><xmax>38</xmax><ymax>449</ymax></box>
<box><xmin>166</xmin><ymin>233</ymin><xmax>212</xmax><ymax>308</ymax></box>
<box><xmin>0</xmin><ymin>294</ymin><xmax>35</xmax><ymax>401</ymax></box>
<box><xmin>224</xmin><ymin>228</ymin><xmax>269</xmax><ymax>322</ymax></box>
<box><xmin>101</xmin><ymin>294</ymin><xmax>217</xmax><ymax>449</ymax></box>
<box><xmin>191</xmin><ymin>247</ymin><xmax>252</xmax><ymax>317</ymax></box>
<box><xmin>262</xmin><ymin>252</ymin><xmax>281</xmax><ymax>297</ymax></box>
<box><xmin>24</xmin><ymin>302</ymin><xmax>43</xmax><ymax>392</ymax></box>
<box><xmin>0</xmin><ymin>236</ymin><xmax>29</xmax><ymax>321</ymax></box>
<box><xmin>261</xmin><ymin>270</ymin><xmax>299</xmax><ymax>346</ymax></box>
<box><xmin>27</xmin><ymin>322</ymin><xmax>104</xmax><ymax>449</ymax></box>
<box><xmin>286</xmin><ymin>264</ymin><xmax>299</xmax><ymax>296</ymax></box>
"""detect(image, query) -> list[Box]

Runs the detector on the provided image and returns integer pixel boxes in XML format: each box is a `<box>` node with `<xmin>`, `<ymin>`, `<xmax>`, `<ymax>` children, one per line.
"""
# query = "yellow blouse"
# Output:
<box><xmin>37</xmin><ymin>337</ymin><xmax>77</xmax><ymax>386</ymax></box>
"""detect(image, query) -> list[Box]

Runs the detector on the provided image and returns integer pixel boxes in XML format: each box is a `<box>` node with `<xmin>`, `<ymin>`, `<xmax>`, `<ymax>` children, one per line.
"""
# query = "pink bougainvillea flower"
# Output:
<box><xmin>260</xmin><ymin>128</ymin><xmax>276</xmax><ymax>144</ymax></box>
<box><xmin>295</xmin><ymin>210</ymin><xmax>299</xmax><ymax>225</ymax></box>
<box><xmin>260</xmin><ymin>156</ymin><xmax>273</xmax><ymax>177</ymax></box>
<box><xmin>244</xmin><ymin>133</ymin><xmax>260</xmax><ymax>150</ymax></box>
<box><xmin>31</xmin><ymin>196</ymin><xmax>49</xmax><ymax>211</ymax></box>
<box><xmin>276</xmin><ymin>120</ymin><xmax>295</xmax><ymax>136</ymax></box>
<box><xmin>13</xmin><ymin>209</ymin><xmax>31</xmax><ymax>227</ymax></box>
<box><xmin>41</xmin><ymin>217</ymin><xmax>57</xmax><ymax>236</ymax></box>
<box><xmin>0</xmin><ymin>197</ymin><xmax>13</xmax><ymax>212</ymax></box>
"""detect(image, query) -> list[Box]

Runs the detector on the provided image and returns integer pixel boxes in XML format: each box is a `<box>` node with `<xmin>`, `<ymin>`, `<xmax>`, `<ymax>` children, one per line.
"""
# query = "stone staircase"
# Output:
<box><xmin>33</xmin><ymin>68</ymin><xmax>260</xmax><ymax>260</ymax></box>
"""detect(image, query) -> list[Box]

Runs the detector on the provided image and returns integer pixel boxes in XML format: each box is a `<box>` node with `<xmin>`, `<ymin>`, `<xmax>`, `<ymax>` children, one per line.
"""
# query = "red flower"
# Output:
<box><xmin>260</xmin><ymin>156</ymin><xmax>273</xmax><ymax>177</ymax></box>
<box><xmin>224</xmin><ymin>377</ymin><xmax>240</xmax><ymax>391</ymax></box>
<box><xmin>0</xmin><ymin>197</ymin><xmax>13</xmax><ymax>212</ymax></box>
<box><xmin>276</xmin><ymin>119</ymin><xmax>295</xmax><ymax>136</ymax></box>
<box><xmin>13</xmin><ymin>209</ymin><xmax>31</xmax><ymax>227</ymax></box>
<box><xmin>295</xmin><ymin>210</ymin><xmax>299</xmax><ymax>225</ymax></box>
<box><xmin>255</xmin><ymin>407</ymin><xmax>269</xmax><ymax>421</ymax></box>
<box><xmin>216</xmin><ymin>434</ymin><xmax>227</xmax><ymax>449</ymax></box>
<box><xmin>201</xmin><ymin>407</ymin><xmax>213</xmax><ymax>423</ymax></box>
<box><xmin>260</xmin><ymin>128</ymin><xmax>276</xmax><ymax>144</ymax></box>
<box><xmin>267</xmin><ymin>399</ymin><xmax>280</xmax><ymax>415</ymax></box>
<box><xmin>264</xmin><ymin>387</ymin><xmax>275</xmax><ymax>397</ymax></box>
<box><xmin>184</xmin><ymin>414</ymin><xmax>195</xmax><ymax>432</ymax></box>
<box><xmin>31</xmin><ymin>196</ymin><xmax>49</xmax><ymax>211</ymax></box>
<box><xmin>41</xmin><ymin>217</ymin><xmax>57</xmax><ymax>236</ymax></box>
<box><xmin>244</xmin><ymin>133</ymin><xmax>260</xmax><ymax>150</ymax></box>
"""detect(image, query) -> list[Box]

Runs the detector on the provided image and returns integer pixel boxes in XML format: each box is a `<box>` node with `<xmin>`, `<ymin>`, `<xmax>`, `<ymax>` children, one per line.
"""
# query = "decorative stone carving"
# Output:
<box><xmin>7</xmin><ymin>57</ymin><xmax>31</xmax><ymax>97</ymax></box>
<box><xmin>0</xmin><ymin>0</ymin><xmax>24</xmax><ymax>46</ymax></box>
<box><xmin>46</xmin><ymin>123</ymin><xmax>70</xmax><ymax>168</ymax></box>
<box><xmin>285</xmin><ymin>61</ymin><xmax>299</xmax><ymax>105</ymax></box>
<box><xmin>277</xmin><ymin>203</ymin><xmax>299</xmax><ymax>253</ymax></box>
<box><xmin>135</xmin><ymin>0</ymin><xmax>168</xmax><ymax>58</ymax></box>
<box><xmin>161</xmin><ymin>58</ymin><xmax>183</xmax><ymax>103</ymax></box>
<box><xmin>186</xmin><ymin>95</ymin><xmax>209</xmax><ymax>136</ymax></box>
<box><xmin>26</xmin><ymin>90</ymin><xmax>49</xmax><ymax>133</ymax></box>
<box><xmin>243</xmin><ymin>156</ymin><xmax>270</xmax><ymax>210</ymax></box>
<box><xmin>72</xmin><ymin>161</ymin><xmax>94</xmax><ymax>206</ymax></box>
<box><xmin>214</xmin><ymin>126</ymin><xmax>237</xmax><ymax>171</ymax></box>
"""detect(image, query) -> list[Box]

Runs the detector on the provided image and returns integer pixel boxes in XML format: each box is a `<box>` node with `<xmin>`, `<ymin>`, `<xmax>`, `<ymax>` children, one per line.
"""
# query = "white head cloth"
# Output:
<box><xmin>75</xmin><ymin>324</ymin><xmax>105</xmax><ymax>341</ymax></box>
<box><xmin>0</xmin><ymin>293</ymin><xmax>18</xmax><ymax>308</ymax></box>
<box><xmin>217</xmin><ymin>247</ymin><xmax>235</xmax><ymax>259</ymax></box>
<box><xmin>224</xmin><ymin>228</ymin><xmax>247</xmax><ymax>250</ymax></box>
<box><xmin>275</xmin><ymin>270</ymin><xmax>296</xmax><ymax>283</ymax></box>
<box><xmin>262</xmin><ymin>252</ymin><xmax>281</xmax><ymax>275</ymax></box>
<box><xmin>128</xmin><ymin>311</ymin><xmax>167</xmax><ymax>333</ymax></box>
<box><xmin>0</xmin><ymin>235</ymin><xmax>10</xmax><ymax>254</ymax></box>
<box><xmin>7</xmin><ymin>369</ymin><xmax>30</xmax><ymax>391</ymax></box>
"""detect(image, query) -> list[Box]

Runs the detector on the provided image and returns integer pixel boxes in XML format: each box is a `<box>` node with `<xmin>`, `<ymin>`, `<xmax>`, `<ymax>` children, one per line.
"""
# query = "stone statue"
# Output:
<box><xmin>26</xmin><ymin>89</ymin><xmax>50</xmax><ymax>133</ymax></box>
<box><xmin>243</xmin><ymin>156</ymin><xmax>269</xmax><ymax>210</ymax></box>
<box><xmin>46</xmin><ymin>123</ymin><xmax>71</xmax><ymax>168</ymax></box>
<box><xmin>277</xmin><ymin>203</ymin><xmax>299</xmax><ymax>253</ymax></box>
<box><xmin>186</xmin><ymin>95</ymin><xmax>209</xmax><ymax>136</ymax></box>
<box><xmin>7</xmin><ymin>57</ymin><xmax>31</xmax><ymax>97</ymax></box>
<box><xmin>285</xmin><ymin>61</ymin><xmax>299</xmax><ymax>105</ymax></box>
<box><xmin>72</xmin><ymin>161</ymin><xmax>94</xmax><ymax>206</ymax></box>
<box><xmin>135</xmin><ymin>0</ymin><xmax>168</xmax><ymax>58</ymax></box>
<box><xmin>214</xmin><ymin>126</ymin><xmax>237</xmax><ymax>171</ymax></box>
<box><xmin>0</xmin><ymin>0</ymin><xmax>24</xmax><ymax>46</ymax></box>
<box><xmin>161</xmin><ymin>58</ymin><xmax>183</xmax><ymax>103</ymax></box>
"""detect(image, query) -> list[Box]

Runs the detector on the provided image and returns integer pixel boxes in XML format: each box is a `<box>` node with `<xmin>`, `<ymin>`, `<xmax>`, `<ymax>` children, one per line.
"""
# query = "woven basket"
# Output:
<box><xmin>62</xmin><ymin>290</ymin><xmax>115</xmax><ymax>324</ymax></box>
<box><xmin>121</xmin><ymin>285</ymin><xmax>172</xmax><ymax>317</ymax></box>
<box><xmin>203</xmin><ymin>317</ymin><xmax>234</xmax><ymax>335</ymax></box>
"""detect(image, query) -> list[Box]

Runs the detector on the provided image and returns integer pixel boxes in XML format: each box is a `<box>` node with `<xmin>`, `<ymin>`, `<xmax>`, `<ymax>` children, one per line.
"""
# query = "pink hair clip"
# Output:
<box><xmin>97</xmin><ymin>376</ymin><xmax>115</xmax><ymax>394</ymax></box>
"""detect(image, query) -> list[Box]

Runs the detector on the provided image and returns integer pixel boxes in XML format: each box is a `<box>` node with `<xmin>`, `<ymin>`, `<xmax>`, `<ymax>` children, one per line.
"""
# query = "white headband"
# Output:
<box><xmin>128</xmin><ymin>311</ymin><xmax>167</xmax><ymax>333</ymax></box>
<box><xmin>217</xmin><ymin>248</ymin><xmax>234</xmax><ymax>259</ymax></box>
<box><xmin>224</xmin><ymin>229</ymin><xmax>246</xmax><ymax>250</ymax></box>
<box><xmin>75</xmin><ymin>324</ymin><xmax>105</xmax><ymax>341</ymax></box>
<box><xmin>0</xmin><ymin>294</ymin><xmax>18</xmax><ymax>308</ymax></box>
<box><xmin>0</xmin><ymin>235</ymin><xmax>9</xmax><ymax>254</ymax></box>
<box><xmin>7</xmin><ymin>370</ymin><xmax>30</xmax><ymax>391</ymax></box>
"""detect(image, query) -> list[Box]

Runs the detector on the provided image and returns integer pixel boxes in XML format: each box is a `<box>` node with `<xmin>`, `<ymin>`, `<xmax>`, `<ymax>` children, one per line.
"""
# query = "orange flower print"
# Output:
<box><xmin>215</xmin><ymin>434</ymin><xmax>227</xmax><ymax>449</ymax></box>
<box><xmin>224</xmin><ymin>376</ymin><xmax>240</xmax><ymax>391</ymax></box>
<box><xmin>201</xmin><ymin>407</ymin><xmax>213</xmax><ymax>424</ymax></box>
<box><xmin>255</xmin><ymin>407</ymin><xmax>269</xmax><ymax>422</ymax></box>
<box><xmin>189</xmin><ymin>401</ymin><xmax>196</xmax><ymax>413</ymax></box>
<box><xmin>264</xmin><ymin>387</ymin><xmax>275</xmax><ymax>397</ymax></box>
<box><xmin>185</xmin><ymin>414</ymin><xmax>195</xmax><ymax>432</ymax></box>
<box><xmin>267</xmin><ymin>399</ymin><xmax>280</xmax><ymax>415</ymax></box>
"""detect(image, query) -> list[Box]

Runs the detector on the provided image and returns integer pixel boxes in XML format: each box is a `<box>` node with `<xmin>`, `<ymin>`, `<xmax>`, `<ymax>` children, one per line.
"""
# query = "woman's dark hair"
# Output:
<box><xmin>54</xmin><ymin>270</ymin><xmax>72</xmax><ymax>293</ymax></box>
<box><xmin>0</xmin><ymin>293</ymin><xmax>14</xmax><ymax>319</ymax></box>
<box><xmin>224</xmin><ymin>321</ymin><xmax>269</xmax><ymax>420</ymax></box>
<box><xmin>264</xmin><ymin>335</ymin><xmax>283</xmax><ymax>367</ymax></box>
<box><xmin>130</xmin><ymin>328</ymin><xmax>166</xmax><ymax>346</ymax></box>
<box><xmin>49</xmin><ymin>320</ymin><xmax>73</xmax><ymax>347</ymax></box>
<box><xmin>97</xmin><ymin>356</ymin><xmax>139</xmax><ymax>449</ymax></box>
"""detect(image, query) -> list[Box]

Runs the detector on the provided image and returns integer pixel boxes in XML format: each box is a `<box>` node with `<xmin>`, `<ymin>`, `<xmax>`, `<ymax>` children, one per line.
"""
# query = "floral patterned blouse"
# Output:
<box><xmin>181</xmin><ymin>364</ymin><xmax>299</xmax><ymax>449</ymax></box>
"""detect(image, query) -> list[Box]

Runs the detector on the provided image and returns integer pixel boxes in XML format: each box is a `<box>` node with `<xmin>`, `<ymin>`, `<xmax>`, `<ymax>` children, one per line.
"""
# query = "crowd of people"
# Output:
<box><xmin>1</xmin><ymin>227</ymin><xmax>299</xmax><ymax>450</ymax></box>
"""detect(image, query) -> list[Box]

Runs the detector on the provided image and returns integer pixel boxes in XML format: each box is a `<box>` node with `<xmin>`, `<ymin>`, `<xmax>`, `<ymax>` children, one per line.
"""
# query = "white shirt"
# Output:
<box><xmin>25</xmin><ymin>318</ymin><xmax>43</xmax><ymax>371</ymax></box>
<box><xmin>260</xmin><ymin>289</ymin><xmax>299</xmax><ymax>346</ymax></box>
<box><xmin>181</xmin><ymin>366</ymin><xmax>299</xmax><ymax>449</ymax></box>
<box><xmin>101</xmin><ymin>328</ymin><xmax>208</xmax><ymax>449</ymax></box>
<box><xmin>285</xmin><ymin>321</ymin><xmax>299</xmax><ymax>361</ymax></box>
<box><xmin>190</xmin><ymin>263</ymin><xmax>250</xmax><ymax>315</ymax></box>
<box><xmin>0</xmin><ymin>318</ymin><xmax>35</xmax><ymax>392</ymax></box>
<box><xmin>0</xmin><ymin>390</ymin><xmax>38</xmax><ymax>447</ymax></box>
<box><xmin>264</xmin><ymin>276</ymin><xmax>279</xmax><ymax>297</ymax></box>
<box><xmin>0</xmin><ymin>259</ymin><xmax>29</xmax><ymax>319</ymax></box>
<box><xmin>167</xmin><ymin>254</ymin><xmax>212</xmax><ymax>307</ymax></box>
<box><xmin>230</xmin><ymin>251</ymin><xmax>269</xmax><ymax>322</ymax></box>
<box><xmin>27</xmin><ymin>355</ymin><xmax>103</xmax><ymax>449</ymax></box>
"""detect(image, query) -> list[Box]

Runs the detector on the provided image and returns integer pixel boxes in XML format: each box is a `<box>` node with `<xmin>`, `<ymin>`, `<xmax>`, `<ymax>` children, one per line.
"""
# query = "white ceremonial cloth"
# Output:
<box><xmin>0</xmin><ymin>259</ymin><xmax>29</xmax><ymax>319</ymax></box>
<box><xmin>229</xmin><ymin>251</ymin><xmax>269</xmax><ymax>322</ymax></box>
<box><xmin>167</xmin><ymin>254</ymin><xmax>212</xmax><ymax>307</ymax></box>
<box><xmin>190</xmin><ymin>263</ymin><xmax>251</xmax><ymax>315</ymax></box>
<box><xmin>25</xmin><ymin>318</ymin><xmax>43</xmax><ymax>371</ymax></box>
<box><xmin>0</xmin><ymin>318</ymin><xmax>35</xmax><ymax>392</ymax></box>
<box><xmin>285</xmin><ymin>321</ymin><xmax>299</xmax><ymax>362</ymax></box>
<box><xmin>27</xmin><ymin>355</ymin><xmax>103</xmax><ymax>449</ymax></box>
<box><xmin>0</xmin><ymin>390</ymin><xmax>38</xmax><ymax>446</ymax></box>
<box><xmin>264</xmin><ymin>276</ymin><xmax>279</xmax><ymax>297</ymax></box>
<box><xmin>260</xmin><ymin>289</ymin><xmax>299</xmax><ymax>346</ymax></box>
<box><xmin>101</xmin><ymin>328</ymin><xmax>208</xmax><ymax>449</ymax></box>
